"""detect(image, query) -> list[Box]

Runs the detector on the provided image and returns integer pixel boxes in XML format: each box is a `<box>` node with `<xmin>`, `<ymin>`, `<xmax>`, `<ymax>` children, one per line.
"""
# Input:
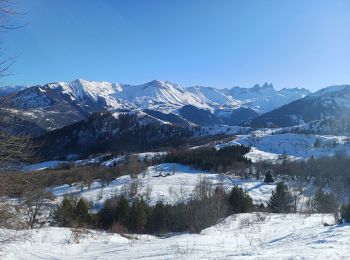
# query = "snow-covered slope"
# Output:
<box><xmin>309</xmin><ymin>84</ymin><xmax>350</xmax><ymax>97</ymax></box>
<box><xmin>115</xmin><ymin>80</ymin><xmax>213</xmax><ymax>112</ymax></box>
<box><xmin>2</xmin><ymin>213</ymin><xmax>348</xmax><ymax>259</ymax></box>
<box><xmin>249</xmin><ymin>85</ymin><xmax>350</xmax><ymax>127</ymax></box>
<box><xmin>218</xmin><ymin>127</ymin><xmax>350</xmax><ymax>162</ymax></box>
<box><xmin>50</xmin><ymin>163</ymin><xmax>276</xmax><ymax>208</ymax></box>
<box><xmin>187</xmin><ymin>85</ymin><xmax>241</xmax><ymax>108</ymax></box>
<box><xmin>56</xmin><ymin>79</ymin><xmax>124</xmax><ymax>109</ymax></box>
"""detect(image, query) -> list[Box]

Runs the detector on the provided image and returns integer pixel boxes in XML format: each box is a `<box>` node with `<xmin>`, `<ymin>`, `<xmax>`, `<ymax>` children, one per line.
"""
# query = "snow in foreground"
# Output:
<box><xmin>1</xmin><ymin>213</ymin><xmax>349</xmax><ymax>259</ymax></box>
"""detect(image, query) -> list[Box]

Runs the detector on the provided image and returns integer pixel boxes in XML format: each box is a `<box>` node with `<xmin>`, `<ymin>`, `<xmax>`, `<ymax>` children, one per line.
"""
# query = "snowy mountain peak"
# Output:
<box><xmin>228</xmin><ymin>83</ymin><xmax>310</xmax><ymax>113</ymax></box>
<box><xmin>141</xmin><ymin>80</ymin><xmax>184</xmax><ymax>92</ymax></box>
<box><xmin>72</xmin><ymin>78</ymin><xmax>88</xmax><ymax>85</ymax></box>
<box><xmin>252</xmin><ymin>83</ymin><xmax>274</xmax><ymax>91</ymax></box>
<box><xmin>262</xmin><ymin>82</ymin><xmax>274</xmax><ymax>89</ymax></box>
<box><xmin>143</xmin><ymin>80</ymin><xmax>165</xmax><ymax>87</ymax></box>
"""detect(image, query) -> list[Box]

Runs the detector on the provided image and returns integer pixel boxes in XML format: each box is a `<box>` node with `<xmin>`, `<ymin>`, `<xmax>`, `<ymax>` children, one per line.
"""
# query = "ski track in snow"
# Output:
<box><xmin>1</xmin><ymin>213</ymin><xmax>349</xmax><ymax>259</ymax></box>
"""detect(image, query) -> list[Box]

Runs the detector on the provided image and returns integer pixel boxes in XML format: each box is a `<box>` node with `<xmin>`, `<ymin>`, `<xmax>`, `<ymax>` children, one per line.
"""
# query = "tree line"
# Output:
<box><xmin>52</xmin><ymin>179</ymin><xmax>350</xmax><ymax>235</ymax></box>
<box><xmin>53</xmin><ymin>182</ymin><xmax>254</xmax><ymax>234</ymax></box>
<box><xmin>163</xmin><ymin>145</ymin><xmax>251</xmax><ymax>172</ymax></box>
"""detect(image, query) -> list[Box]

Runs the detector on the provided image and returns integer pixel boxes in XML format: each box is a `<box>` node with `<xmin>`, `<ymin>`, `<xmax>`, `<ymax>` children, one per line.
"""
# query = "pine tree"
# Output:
<box><xmin>117</xmin><ymin>196</ymin><xmax>130</xmax><ymax>227</ymax></box>
<box><xmin>264</xmin><ymin>171</ymin><xmax>274</xmax><ymax>183</ymax></box>
<box><xmin>98</xmin><ymin>198</ymin><xmax>118</xmax><ymax>228</ymax></box>
<box><xmin>341</xmin><ymin>198</ymin><xmax>350</xmax><ymax>222</ymax></box>
<box><xmin>129</xmin><ymin>198</ymin><xmax>148</xmax><ymax>232</ymax></box>
<box><xmin>147</xmin><ymin>201</ymin><xmax>169</xmax><ymax>234</ymax></box>
<box><xmin>267</xmin><ymin>182</ymin><xmax>294</xmax><ymax>213</ymax></box>
<box><xmin>53</xmin><ymin>197</ymin><xmax>75</xmax><ymax>227</ymax></box>
<box><xmin>74</xmin><ymin>198</ymin><xmax>91</xmax><ymax>225</ymax></box>
<box><xmin>228</xmin><ymin>186</ymin><xmax>253</xmax><ymax>213</ymax></box>
<box><xmin>312</xmin><ymin>188</ymin><xmax>337</xmax><ymax>213</ymax></box>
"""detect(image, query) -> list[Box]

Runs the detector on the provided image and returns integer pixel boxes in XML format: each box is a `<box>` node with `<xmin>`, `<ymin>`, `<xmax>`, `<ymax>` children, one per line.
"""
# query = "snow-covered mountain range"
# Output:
<box><xmin>0</xmin><ymin>79</ymin><xmax>310</xmax><ymax>135</ymax></box>
<box><xmin>1</xmin><ymin>79</ymin><xmax>311</xmax><ymax>112</ymax></box>
<box><xmin>2</xmin><ymin>79</ymin><xmax>350</xmax><ymax>137</ymax></box>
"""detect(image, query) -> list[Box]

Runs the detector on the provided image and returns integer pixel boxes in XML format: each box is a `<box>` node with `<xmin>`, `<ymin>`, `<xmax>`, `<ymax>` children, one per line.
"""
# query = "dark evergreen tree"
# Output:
<box><xmin>98</xmin><ymin>198</ymin><xmax>118</xmax><ymax>229</ymax></box>
<box><xmin>52</xmin><ymin>197</ymin><xmax>76</xmax><ymax>227</ymax></box>
<box><xmin>116</xmin><ymin>196</ymin><xmax>130</xmax><ymax>227</ymax></box>
<box><xmin>147</xmin><ymin>201</ymin><xmax>169</xmax><ymax>234</ymax></box>
<box><xmin>264</xmin><ymin>171</ymin><xmax>274</xmax><ymax>183</ymax></box>
<box><xmin>312</xmin><ymin>189</ymin><xmax>338</xmax><ymax>213</ymax></box>
<box><xmin>341</xmin><ymin>198</ymin><xmax>350</xmax><ymax>222</ymax></box>
<box><xmin>74</xmin><ymin>198</ymin><xmax>91</xmax><ymax>224</ymax></box>
<box><xmin>267</xmin><ymin>182</ymin><xmax>295</xmax><ymax>213</ymax></box>
<box><xmin>129</xmin><ymin>198</ymin><xmax>149</xmax><ymax>233</ymax></box>
<box><xmin>228</xmin><ymin>186</ymin><xmax>253</xmax><ymax>213</ymax></box>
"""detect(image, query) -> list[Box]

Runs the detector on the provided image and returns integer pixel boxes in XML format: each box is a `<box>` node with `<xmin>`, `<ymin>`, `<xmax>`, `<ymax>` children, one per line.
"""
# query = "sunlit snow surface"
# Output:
<box><xmin>2</xmin><ymin>213</ymin><xmax>349</xmax><ymax>259</ymax></box>
<box><xmin>217</xmin><ymin>128</ymin><xmax>350</xmax><ymax>162</ymax></box>
<box><xmin>50</xmin><ymin>163</ymin><xmax>276</xmax><ymax>210</ymax></box>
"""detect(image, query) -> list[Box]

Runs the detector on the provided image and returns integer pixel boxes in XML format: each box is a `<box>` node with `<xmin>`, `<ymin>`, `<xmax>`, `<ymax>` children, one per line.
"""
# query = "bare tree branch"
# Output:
<box><xmin>0</xmin><ymin>131</ymin><xmax>38</xmax><ymax>173</ymax></box>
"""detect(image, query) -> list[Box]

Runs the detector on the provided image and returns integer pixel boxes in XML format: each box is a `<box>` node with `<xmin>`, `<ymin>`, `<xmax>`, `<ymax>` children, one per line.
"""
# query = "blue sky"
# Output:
<box><xmin>3</xmin><ymin>0</ymin><xmax>350</xmax><ymax>91</ymax></box>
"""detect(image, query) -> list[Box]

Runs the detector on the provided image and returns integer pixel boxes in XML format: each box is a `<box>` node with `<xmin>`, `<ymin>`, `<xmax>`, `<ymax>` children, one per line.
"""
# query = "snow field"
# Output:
<box><xmin>50</xmin><ymin>163</ymin><xmax>276</xmax><ymax>210</ymax></box>
<box><xmin>216</xmin><ymin>128</ymin><xmax>350</xmax><ymax>162</ymax></box>
<box><xmin>2</xmin><ymin>213</ymin><xmax>349</xmax><ymax>259</ymax></box>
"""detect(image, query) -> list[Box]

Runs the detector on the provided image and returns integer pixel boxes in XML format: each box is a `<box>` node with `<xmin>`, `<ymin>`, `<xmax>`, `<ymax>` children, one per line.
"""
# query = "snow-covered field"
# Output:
<box><xmin>217</xmin><ymin>128</ymin><xmax>350</xmax><ymax>162</ymax></box>
<box><xmin>2</xmin><ymin>213</ymin><xmax>349</xmax><ymax>259</ymax></box>
<box><xmin>50</xmin><ymin>163</ymin><xmax>276</xmax><ymax>210</ymax></box>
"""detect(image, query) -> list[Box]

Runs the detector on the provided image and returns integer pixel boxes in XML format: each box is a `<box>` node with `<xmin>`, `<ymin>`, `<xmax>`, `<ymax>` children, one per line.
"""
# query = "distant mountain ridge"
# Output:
<box><xmin>249</xmin><ymin>85</ymin><xmax>350</xmax><ymax>127</ymax></box>
<box><xmin>0</xmin><ymin>79</ymin><xmax>310</xmax><ymax>134</ymax></box>
<box><xmin>0</xmin><ymin>79</ymin><xmax>309</xmax><ymax>112</ymax></box>
<box><xmin>0</xmin><ymin>85</ymin><xmax>28</xmax><ymax>96</ymax></box>
<box><xmin>228</xmin><ymin>83</ymin><xmax>310</xmax><ymax>113</ymax></box>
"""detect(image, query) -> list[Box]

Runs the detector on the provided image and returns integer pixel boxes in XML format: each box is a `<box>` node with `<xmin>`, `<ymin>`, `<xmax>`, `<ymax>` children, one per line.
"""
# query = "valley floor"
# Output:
<box><xmin>1</xmin><ymin>213</ymin><xmax>348</xmax><ymax>259</ymax></box>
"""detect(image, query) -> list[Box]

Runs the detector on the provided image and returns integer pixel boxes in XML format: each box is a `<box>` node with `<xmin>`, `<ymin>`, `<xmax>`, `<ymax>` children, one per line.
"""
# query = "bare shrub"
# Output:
<box><xmin>239</xmin><ymin>216</ymin><xmax>256</xmax><ymax>228</ymax></box>
<box><xmin>110</xmin><ymin>221</ymin><xmax>128</xmax><ymax>235</ymax></box>
<box><xmin>127</xmin><ymin>155</ymin><xmax>146</xmax><ymax>179</ymax></box>
<box><xmin>68</xmin><ymin>227</ymin><xmax>89</xmax><ymax>244</ymax></box>
<box><xmin>0</xmin><ymin>132</ymin><xmax>37</xmax><ymax>174</ymax></box>
<box><xmin>21</xmin><ymin>188</ymin><xmax>54</xmax><ymax>229</ymax></box>
<box><xmin>254</xmin><ymin>212</ymin><xmax>267</xmax><ymax>223</ymax></box>
<box><xmin>193</xmin><ymin>176</ymin><xmax>213</xmax><ymax>199</ymax></box>
<box><xmin>128</xmin><ymin>179</ymin><xmax>140</xmax><ymax>199</ymax></box>
<box><xmin>144</xmin><ymin>184</ymin><xmax>152</xmax><ymax>203</ymax></box>
<box><xmin>0</xmin><ymin>201</ymin><xmax>15</xmax><ymax>228</ymax></box>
